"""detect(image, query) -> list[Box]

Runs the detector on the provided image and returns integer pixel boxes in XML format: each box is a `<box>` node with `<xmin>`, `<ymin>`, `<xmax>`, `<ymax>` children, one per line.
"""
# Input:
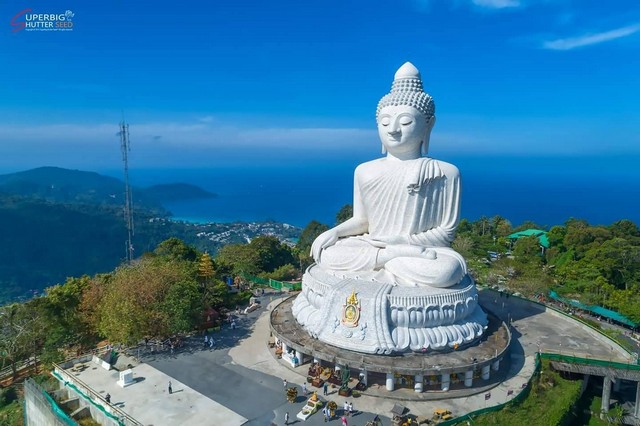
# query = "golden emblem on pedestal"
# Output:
<box><xmin>342</xmin><ymin>290</ymin><xmax>360</xmax><ymax>327</ymax></box>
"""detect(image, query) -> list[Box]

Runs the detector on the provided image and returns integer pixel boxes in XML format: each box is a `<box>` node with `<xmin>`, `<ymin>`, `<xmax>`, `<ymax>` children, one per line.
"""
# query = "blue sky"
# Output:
<box><xmin>0</xmin><ymin>0</ymin><xmax>639</xmax><ymax>172</ymax></box>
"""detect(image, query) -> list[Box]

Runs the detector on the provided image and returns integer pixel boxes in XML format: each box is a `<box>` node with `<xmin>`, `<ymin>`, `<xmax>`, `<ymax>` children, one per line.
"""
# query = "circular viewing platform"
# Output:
<box><xmin>270</xmin><ymin>295</ymin><xmax>510</xmax><ymax>378</ymax></box>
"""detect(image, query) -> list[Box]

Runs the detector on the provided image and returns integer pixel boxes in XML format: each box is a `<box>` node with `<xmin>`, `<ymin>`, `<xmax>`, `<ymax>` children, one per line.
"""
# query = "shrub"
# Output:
<box><xmin>0</xmin><ymin>387</ymin><xmax>18</xmax><ymax>409</ymax></box>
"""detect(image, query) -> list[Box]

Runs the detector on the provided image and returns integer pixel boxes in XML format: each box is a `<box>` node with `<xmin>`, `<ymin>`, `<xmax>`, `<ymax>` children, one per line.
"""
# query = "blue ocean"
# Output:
<box><xmin>119</xmin><ymin>154</ymin><xmax>640</xmax><ymax>229</ymax></box>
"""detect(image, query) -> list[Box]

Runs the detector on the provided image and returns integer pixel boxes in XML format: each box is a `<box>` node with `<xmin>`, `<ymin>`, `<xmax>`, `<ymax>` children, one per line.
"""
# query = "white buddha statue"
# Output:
<box><xmin>292</xmin><ymin>62</ymin><xmax>487</xmax><ymax>354</ymax></box>
<box><xmin>311</xmin><ymin>62</ymin><xmax>466</xmax><ymax>289</ymax></box>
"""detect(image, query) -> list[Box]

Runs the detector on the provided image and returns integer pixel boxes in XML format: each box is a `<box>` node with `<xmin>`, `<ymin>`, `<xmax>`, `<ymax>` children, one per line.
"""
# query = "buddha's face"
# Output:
<box><xmin>377</xmin><ymin>105</ymin><xmax>431</xmax><ymax>156</ymax></box>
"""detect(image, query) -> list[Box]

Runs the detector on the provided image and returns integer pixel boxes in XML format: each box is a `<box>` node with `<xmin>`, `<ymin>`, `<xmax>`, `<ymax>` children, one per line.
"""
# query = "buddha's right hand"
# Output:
<box><xmin>311</xmin><ymin>229</ymin><xmax>339</xmax><ymax>262</ymax></box>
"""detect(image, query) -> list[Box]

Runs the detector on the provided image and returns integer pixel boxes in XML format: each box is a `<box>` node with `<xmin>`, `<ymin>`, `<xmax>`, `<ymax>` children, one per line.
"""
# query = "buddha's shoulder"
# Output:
<box><xmin>354</xmin><ymin>159</ymin><xmax>384</xmax><ymax>175</ymax></box>
<box><xmin>354</xmin><ymin>158</ymin><xmax>460</xmax><ymax>178</ymax></box>
<box><xmin>430</xmin><ymin>159</ymin><xmax>460</xmax><ymax>177</ymax></box>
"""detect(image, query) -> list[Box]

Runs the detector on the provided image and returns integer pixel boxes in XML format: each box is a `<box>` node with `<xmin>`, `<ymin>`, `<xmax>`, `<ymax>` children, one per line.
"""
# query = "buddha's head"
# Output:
<box><xmin>376</xmin><ymin>62</ymin><xmax>436</xmax><ymax>156</ymax></box>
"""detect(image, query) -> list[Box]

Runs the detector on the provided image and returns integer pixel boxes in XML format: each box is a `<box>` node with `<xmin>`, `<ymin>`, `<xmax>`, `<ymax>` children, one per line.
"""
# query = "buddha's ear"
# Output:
<box><xmin>421</xmin><ymin>140</ymin><xmax>429</xmax><ymax>156</ymax></box>
<box><xmin>428</xmin><ymin>115</ymin><xmax>436</xmax><ymax>130</ymax></box>
<box><xmin>422</xmin><ymin>116</ymin><xmax>436</xmax><ymax>156</ymax></box>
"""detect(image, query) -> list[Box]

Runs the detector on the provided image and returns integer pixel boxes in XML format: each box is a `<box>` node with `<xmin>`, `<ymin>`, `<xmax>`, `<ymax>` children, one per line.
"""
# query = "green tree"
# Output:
<box><xmin>513</xmin><ymin>221</ymin><xmax>545</xmax><ymax>233</ymax></box>
<box><xmin>297</xmin><ymin>220</ymin><xmax>329</xmax><ymax>256</ymax></box>
<box><xmin>0</xmin><ymin>303</ymin><xmax>42</xmax><ymax>378</ymax></box>
<box><xmin>198</xmin><ymin>252</ymin><xmax>215</xmax><ymax>280</ymax></box>
<box><xmin>261</xmin><ymin>264</ymin><xmax>298</xmax><ymax>281</ymax></box>
<box><xmin>296</xmin><ymin>220</ymin><xmax>329</xmax><ymax>271</ymax></box>
<box><xmin>609</xmin><ymin>219</ymin><xmax>640</xmax><ymax>239</ymax></box>
<box><xmin>513</xmin><ymin>235</ymin><xmax>543</xmax><ymax>265</ymax></box>
<box><xmin>197</xmin><ymin>252</ymin><xmax>222</xmax><ymax>305</ymax></box>
<box><xmin>335</xmin><ymin>204</ymin><xmax>353</xmax><ymax>225</ymax></box>
<box><xmin>491</xmin><ymin>215</ymin><xmax>512</xmax><ymax>237</ymax></box>
<box><xmin>457</xmin><ymin>219</ymin><xmax>472</xmax><ymax>234</ymax></box>
<box><xmin>96</xmin><ymin>257</ymin><xmax>201</xmax><ymax>344</ymax></box>
<box><xmin>216</xmin><ymin>244</ymin><xmax>261</xmax><ymax>276</ymax></box>
<box><xmin>582</xmin><ymin>238</ymin><xmax>640</xmax><ymax>290</ymax></box>
<box><xmin>474</xmin><ymin>216</ymin><xmax>491</xmax><ymax>236</ymax></box>
<box><xmin>249</xmin><ymin>236</ymin><xmax>296</xmax><ymax>273</ymax></box>
<box><xmin>216</xmin><ymin>236</ymin><xmax>295</xmax><ymax>276</ymax></box>
<box><xmin>154</xmin><ymin>237</ymin><xmax>199</xmax><ymax>262</ymax></box>
<box><xmin>452</xmin><ymin>235</ymin><xmax>475</xmax><ymax>258</ymax></box>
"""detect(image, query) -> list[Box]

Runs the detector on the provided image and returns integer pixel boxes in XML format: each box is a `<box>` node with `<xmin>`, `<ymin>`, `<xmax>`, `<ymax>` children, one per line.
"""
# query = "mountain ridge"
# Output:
<box><xmin>0</xmin><ymin>166</ymin><xmax>216</xmax><ymax>212</ymax></box>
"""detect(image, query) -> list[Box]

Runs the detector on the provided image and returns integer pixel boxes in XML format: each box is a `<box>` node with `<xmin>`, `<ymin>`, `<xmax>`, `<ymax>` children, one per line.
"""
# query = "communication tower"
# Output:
<box><xmin>119</xmin><ymin>120</ymin><xmax>134</xmax><ymax>262</ymax></box>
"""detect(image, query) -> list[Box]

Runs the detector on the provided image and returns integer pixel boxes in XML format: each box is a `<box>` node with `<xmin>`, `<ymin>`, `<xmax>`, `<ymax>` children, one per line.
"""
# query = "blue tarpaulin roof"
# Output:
<box><xmin>549</xmin><ymin>290</ymin><xmax>638</xmax><ymax>328</ymax></box>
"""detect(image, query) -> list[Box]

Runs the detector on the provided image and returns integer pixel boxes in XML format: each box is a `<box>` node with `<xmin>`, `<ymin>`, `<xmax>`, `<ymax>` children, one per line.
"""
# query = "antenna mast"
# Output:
<box><xmin>119</xmin><ymin>119</ymin><xmax>134</xmax><ymax>262</ymax></box>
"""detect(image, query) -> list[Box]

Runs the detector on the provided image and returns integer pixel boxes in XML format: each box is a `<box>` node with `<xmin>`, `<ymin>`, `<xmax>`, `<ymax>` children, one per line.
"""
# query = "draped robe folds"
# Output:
<box><xmin>319</xmin><ymin>157</ymin><xmax>466</xmax><ymax>288</ymax></box>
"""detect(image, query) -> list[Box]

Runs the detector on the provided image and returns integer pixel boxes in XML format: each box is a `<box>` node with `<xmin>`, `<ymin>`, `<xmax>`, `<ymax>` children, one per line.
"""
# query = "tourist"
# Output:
<box><xmin>284</xmin><ymin>411</ymin><xmax>289</xmax><ymax>425</ymax></box>
<box><xmin>302</xmin><ymin>382</ymin><xmax>307</xmax><ymax>396</ymax></box>
<box><xmin>323</xmin><ymin>381</ymin><xmax>328</xmax><ymax>396</ymax></box>
<box><xmin>341</xmin><ymin>415</ymin><xmax>348</xmax><ymax>426</ymax></box>
<box><xmin>348</xmin><ymin>401</ymin><xmax>353</xmax><ymax>416</ymax></box>
<box><xmin>209</xmin><ymin>337</ymin><xmax>214</xmax><ymax>349</ymax></box>
<box><xmin>344</xmin><ymin>401</ymin><xmax>349</xmax><ymax>415</ymax></box>
<box><xmin>283</xmin><ymin>378</ymin><xmax>288</xmax><ymax>389</ymax></box>
<box><xmin>204</xmin><ymin>334</ymin><xmax>208</xmax><ymax>348</ymax></box>
<box><xmin>231</xmin><ymin>320</ymin><xmax>236</xmax><ymax>330</ymax></box>
<box><xmin>105</xmin><ymin>393</ymin><xmax>111</xmax><ymax>404</ymax></box>
<box><xmin>168</xmin><ymin>381</ymin><xmax>172</xmax><ymax>395</ymax></box>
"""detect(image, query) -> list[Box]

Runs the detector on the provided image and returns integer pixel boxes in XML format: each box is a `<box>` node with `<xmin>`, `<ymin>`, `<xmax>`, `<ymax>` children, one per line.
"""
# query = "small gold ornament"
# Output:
<box><xmin>342</xmin><ymin>290</ymin><xmax>361</xmax><ymax>327</ymax></box>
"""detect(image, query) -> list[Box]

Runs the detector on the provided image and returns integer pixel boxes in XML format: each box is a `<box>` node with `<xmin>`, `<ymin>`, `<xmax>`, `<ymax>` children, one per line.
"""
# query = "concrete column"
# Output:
<box><xmin>491</xmin><ymin>359</ymin><xmax>500</xmax><ymax>371</ymax></box>
<box><xmin>359</xmin><ymin>368</ymin><xmax>368</xmax><ymax>386</ymax></box>
<box><xmin>441</xmin><ymin>373</ymin><xmax>450</xmax><ymax>392</ymax></box>
<box><xmin>414</xmin><ymin>374</ymin><xmax>423</xmax><ymax>393</ymax></box>
<box><xmin>386</xmin><ymin>373</ymin><xmax>395</xmax><ymax>391</ymax></box>
<box><xmin>581</xmin><ymin>375</ymin><xmax>590</xmax><ymax>394</ymax></box>
<box><xmin>481</xmin><ymin>365</ymin><xmax>491</xmax><ymax>380</ymax></box>
<box><xmin>634</xmin><ymin>381</ymin><xmax>640</xmax><ymax>419</ymax></box>
<box><xmin>295</xmin><ymin>350</ymin><xmax>304</xmax><ymax>365</ymax></box>
<box><xmin>464</xmin><ymin>370</ymin><xmax>473</xmax><ymax>387</ymax></box>
<box><xmin>613</xmin><ymin>378</ymin><xmax>621</xmax><ymax>392</ymax></box>
<box><xmin>601</xmin><ymin>376</ymin><xmax>612</xmax><ymax>417</ymax></box>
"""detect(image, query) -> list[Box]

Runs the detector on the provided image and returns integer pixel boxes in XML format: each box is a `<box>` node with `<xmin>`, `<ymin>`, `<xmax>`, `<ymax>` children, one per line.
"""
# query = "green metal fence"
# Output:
<box><xmin>539</xmin><ymin>352</ymin><xmax>640</xmax><ymax>371</ymax></box>
<box><xmin>240</xmin><ymin>272</ymin><xmax>301</xmax><ymax>291</ymax></box>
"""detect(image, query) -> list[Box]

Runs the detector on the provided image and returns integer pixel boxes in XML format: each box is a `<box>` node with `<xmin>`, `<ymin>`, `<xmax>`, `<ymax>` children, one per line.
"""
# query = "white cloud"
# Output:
<box><xmin>0</xmin><ymin>121</ymin><xmax>377</xmax><ymax>169</ymax></box>
<box><xmin>197</xmin><ymin>115</ymin><xmax>216</xmax><ymax>123</ymax></box>
<box><xmin>543</xmin><ymin>23</ymin><xmax>640</xmax><ymax>50</ymax></box>
<box><xmin>0</xmin><ymin>115</ymin><xmax>638</xmax><ymax>171</ymax></box>
<box><xmin>471</xmin><ymin>0</ymin><xmax>520</xmax><ymax>9</ymax></box>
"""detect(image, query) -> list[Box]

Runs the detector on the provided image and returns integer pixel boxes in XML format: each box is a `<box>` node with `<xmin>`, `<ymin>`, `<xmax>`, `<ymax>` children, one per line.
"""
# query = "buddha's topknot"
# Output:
<box><xmin>376</xmin><ymin>62</ymin><xmax>435</xmax><ymax>123</ymax></box>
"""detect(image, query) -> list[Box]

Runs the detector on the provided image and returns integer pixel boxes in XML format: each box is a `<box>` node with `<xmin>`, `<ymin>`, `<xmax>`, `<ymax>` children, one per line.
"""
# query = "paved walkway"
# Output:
<box><xmin>64</xmin><ymin>362</ymin><xmax>248</xmax><ymax>425</ymax></box>
<box><xmin>116</xmin><ymin>287</ymin><xmax>631</xmax><ymax>425</ymax></box>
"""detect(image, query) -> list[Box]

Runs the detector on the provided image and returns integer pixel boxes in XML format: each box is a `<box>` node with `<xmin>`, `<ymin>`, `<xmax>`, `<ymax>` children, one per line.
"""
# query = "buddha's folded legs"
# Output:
<box><xmin>318</xmin><ymin>238</ymin><xmax>379</xmax><ymax>271</ymax></box>
<box><xmin>319</xmin><ymin>239</ymin><xmax>467</xmax><ymax>288</ymax></box>
<box><xmin>385</xmin><ymin>247</ymin><xmax>467</xmax><ymax>288</ymax></box>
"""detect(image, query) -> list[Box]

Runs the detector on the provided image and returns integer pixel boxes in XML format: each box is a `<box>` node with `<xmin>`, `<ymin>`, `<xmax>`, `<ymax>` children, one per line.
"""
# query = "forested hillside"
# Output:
<box><xmin>0</xmin><ymin>167</ymin><xmax>298</xmax><ymax>304</ymax></box>
<box><xmin>0</xmin><ymin>167</ymin><xmax>164</xmax><ymax>212</ymax></box>
<box><xmin>449</xmin><ymin>216</ymin><xmax>640</xmax><ymax>322</ymax></box>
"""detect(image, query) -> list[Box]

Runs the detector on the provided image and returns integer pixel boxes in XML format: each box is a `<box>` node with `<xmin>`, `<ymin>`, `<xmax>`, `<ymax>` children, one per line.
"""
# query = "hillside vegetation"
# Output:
<box><xmin>0</xmin><ymin>167</ymin><xmax>296</xmax><ymax>304</ymax></box>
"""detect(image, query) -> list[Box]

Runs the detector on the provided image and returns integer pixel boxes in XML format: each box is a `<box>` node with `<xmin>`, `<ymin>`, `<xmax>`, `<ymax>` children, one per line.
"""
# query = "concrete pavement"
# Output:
<box><xmin>105</xmin><ymin>286</ymin><xmax>632</xmax><ymax>425</ymax></box>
